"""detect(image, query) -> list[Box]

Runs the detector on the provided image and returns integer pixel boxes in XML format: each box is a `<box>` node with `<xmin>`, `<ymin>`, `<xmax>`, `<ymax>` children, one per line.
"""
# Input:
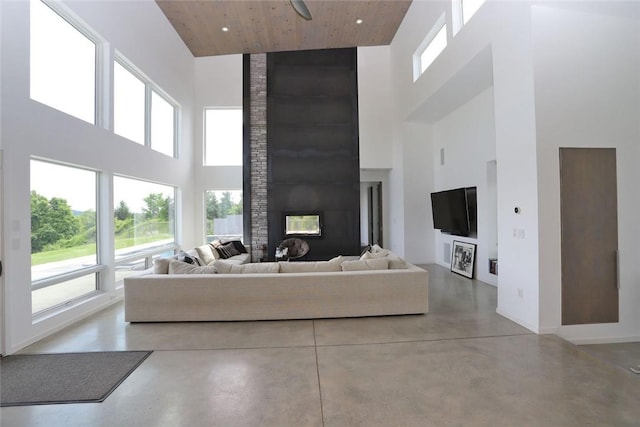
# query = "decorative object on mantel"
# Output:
<box><xmin>451</xmin><ymin>240</ymin><xmax>476</xmax><ymax>279</ymax></box>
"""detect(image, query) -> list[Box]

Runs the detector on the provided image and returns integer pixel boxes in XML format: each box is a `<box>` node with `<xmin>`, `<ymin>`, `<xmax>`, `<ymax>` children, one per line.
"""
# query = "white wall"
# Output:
<box><xmin>0</xmin><ymin>0</ymin><xmax>195</xmax><ymax>354</ymax></box>
<box><xmin>358</xmin><ymin>46</ymin><xmax>394</xmax><ymax>169</ymax></box>
<box><xmin>389</xmin><ymin>0</ymin><xmax>639</xmax><ymax>339</ymax></box>
<box><xmin>399</xmin><ymin>122</ymin><xmax>436</xmax><ymax>264</ymax></box>
<box><xmin>193</xmin><ymin>55</ymin><xmax>243</xmax><ymax>245</ymax></box>
<box><xmin>389</xmin><ymin>1</ymin><xmax>542</xmax><ymax>332</ymax></box>
<box><xmin>432</xmin><ymin>87</ymin><xmax>497</xmax><ymax>285</ymax></box>
<box><xmin>533</xmin><ymin>4</ymin><xmax>640</xmax><ymax>342</ymax></box>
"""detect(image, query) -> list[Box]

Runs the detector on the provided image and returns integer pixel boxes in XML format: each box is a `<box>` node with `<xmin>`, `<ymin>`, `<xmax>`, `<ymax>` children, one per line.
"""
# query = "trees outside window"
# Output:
<box><xmin>205</xmin><ymin>190</ymin><xmax>243</xmax><ymax>242</ymax></box>
<box><xmin>30</xmin><ymin>159</ymin><xmax>99</xmax><ymax>313</ymax></box>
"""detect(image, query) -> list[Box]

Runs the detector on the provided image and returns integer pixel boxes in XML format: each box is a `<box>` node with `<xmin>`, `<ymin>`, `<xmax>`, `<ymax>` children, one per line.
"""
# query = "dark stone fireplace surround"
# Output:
<box><xmin>244</xmin><ymin>48</ymin><xmax>360</xmax><ymax>262</ymax></box>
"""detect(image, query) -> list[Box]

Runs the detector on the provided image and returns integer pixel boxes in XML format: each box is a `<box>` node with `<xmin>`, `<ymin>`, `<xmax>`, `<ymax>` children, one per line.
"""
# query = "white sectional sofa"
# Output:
<box><xmin>124</xmin><ymin>247</ymin><xmax>429</xmax><ymax>322</ymax></box>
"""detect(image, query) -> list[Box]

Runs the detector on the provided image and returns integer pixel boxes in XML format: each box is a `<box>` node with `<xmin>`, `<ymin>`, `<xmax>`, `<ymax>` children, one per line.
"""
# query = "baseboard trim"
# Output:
<box><xmin>558</xmin><ymin>334</ymin><xmax>640</xmax><ymax>345</ymax></box>
<box><xmin>537</xmin><ymin>326</ymin><xmax>558</xmax><ymax>335</ymax></box>
<box><xmin>496</xmin><ymin>307</ymin><xmax>539</xmax><ymax>334</ymax></box>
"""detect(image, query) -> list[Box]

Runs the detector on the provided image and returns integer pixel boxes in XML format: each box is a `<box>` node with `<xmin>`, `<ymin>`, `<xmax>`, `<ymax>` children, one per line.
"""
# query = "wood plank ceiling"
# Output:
<box><xmin>155</xmin><ymin>0</ymin><xmax>412</xmax><ymax>57</ymax></box>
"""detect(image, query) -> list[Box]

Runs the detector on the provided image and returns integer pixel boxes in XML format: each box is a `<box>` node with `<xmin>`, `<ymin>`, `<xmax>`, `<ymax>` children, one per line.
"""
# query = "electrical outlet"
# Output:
<box><xmin>518</xmin><ymin>288</ymin><xmax>523</xmax><ymax>298</ymax></box>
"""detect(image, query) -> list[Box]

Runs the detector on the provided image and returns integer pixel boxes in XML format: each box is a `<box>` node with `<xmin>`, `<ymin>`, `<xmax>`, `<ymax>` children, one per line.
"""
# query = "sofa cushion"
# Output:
<box><xmin>360</xmin><ymin>251</ymin><xmax>408</xmax><ymax>269</ymax></box>
<box><xmin>195</xmin><ymin>244</ymin><xmax>216</xmax><ymax>265</ymax></box>
<box><xmin>341</xmin><ymin>258</ymin><xmax>389</xmax><ymax>271</ymax></box>
<box><xmin>279</xmin><ymin>256</ymin><xmax>343</xmax><ymax>273</ymax></box>
<box><xmin>214</xmin><ymin>260</ymin><xmax>279</xmax><ymax>274</ymax></box>
<box><xmin>224</xmin><ymin>254</ymin><xmax>251</xmax><ymax>265</ymax></box>
<box><xmin>153</xmin><ymin>256</ymin><xmax>176</xmax><ymax>274</ymax></box>
<box><xmin>168</xmin><ymin>260</ymin><xmax>217</xmax><ymax>274</ymax></box>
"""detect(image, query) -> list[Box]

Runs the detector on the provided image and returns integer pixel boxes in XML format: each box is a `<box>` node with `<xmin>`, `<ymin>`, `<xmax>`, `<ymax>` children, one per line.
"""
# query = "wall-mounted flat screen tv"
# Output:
<box><xmin>430</xmin><ymin>187</ymin><xmax>477</xmax><ymax>237</ymax></box>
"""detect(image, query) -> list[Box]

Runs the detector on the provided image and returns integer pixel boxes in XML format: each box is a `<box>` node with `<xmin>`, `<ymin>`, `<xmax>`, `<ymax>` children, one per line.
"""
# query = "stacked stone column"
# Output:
<box><xmin>249</xmin><ymin>54</ymin><xmax>267</xmax><ymax>261</ymax></box>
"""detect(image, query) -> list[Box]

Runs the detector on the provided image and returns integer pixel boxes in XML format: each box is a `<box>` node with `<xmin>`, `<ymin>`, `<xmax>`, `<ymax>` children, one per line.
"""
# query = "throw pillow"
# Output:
<box><xmin>168</xmin><ymin>260</ymin><xmax>217</xmax><ymax>274</ymax></box>
<box><xmin>215</xmin><ymin>242</ymin><xmax>241</xmax><ymax>259</ymax></box>
<box><xmin>341</xmin><ymin>258</ymin><xmax>389</xmax><ymax>271</ymax></box>
<box><xmin>360</xmin><ymin>251</ymin><xmax>408</xmax><ymax>269</ymax></box>
<box><xmin>228</xmin><ymin>240</ymin><xmax>248</xmax><ymax>254</ymax></box>
<box><xmin>371</xmin><ymin>244</ymin><xmax>385</xmax><ymax>253</ymax></box>
<box><xmin>178</xmin><ymin>250</ymin><xmax>201</xmax><ymax>265</ymax></box>
<box><xmin>360</xmin><ymin>249</ymin><xmax>390</xmax><ymax>260</ymax></box>
<box><xmin>208</xmin><ymin>242</ymin><xmax>221</xmax><ymax>260</ymax></box>
<box><xmin>195</xmin><ymin>244</ymin><xmax>216</xmax><ymax>265</ymax></box>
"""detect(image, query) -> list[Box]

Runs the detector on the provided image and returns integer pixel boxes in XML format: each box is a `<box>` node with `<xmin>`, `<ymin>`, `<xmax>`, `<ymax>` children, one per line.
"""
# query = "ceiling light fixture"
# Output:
<box><xmin>290</xmin><ymin>0</ymin><xmax>312</xmax><ymax>21</ymax></box>
<box><xmin>356</xmin><ymin>19</ymin><xmax>363</xmax><ymax>24</ymax></box>
<box><xmin>221</xmin><ymin>27</ymin><xmax>229</xmax><ymax>32</ymax></box>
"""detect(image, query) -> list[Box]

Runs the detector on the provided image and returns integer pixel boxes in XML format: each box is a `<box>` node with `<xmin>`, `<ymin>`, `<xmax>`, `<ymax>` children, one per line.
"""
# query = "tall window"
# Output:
<box><xmin>114</xmin><ymin>57</ymin><xmax>177</xmax><ymax>157</ymax></box>
<box><xmin>113</xmin><ymin>176</ymin><xmax>176</xmax><ymax>281</ymax></box>
<box><xmin>453</xmin><ymin>0</ymin><xmax>487</xmax><ymax>34</ymax></box>
<box><xmin>30</xmin><ymin>0</ymin><xmax>96</xmax><ymax>124</ymax></box>
<box><xmin>151</xmin><ymin>91</ymin><xmax>176</xmax><ymax>157</ymax></box>
<box><xmin>413</xmin><ymin>14</ymin><xmax>447</xmax><ymax>81</ymax></box>
<box><xmin>205</xmin><ymin>190</ymin><xmax>243</xmax><ymax>242</ymax></box>
<box><xmin>114</xmin><ymin>61</ymin><xmax>145</xmax><ymax>144</ymax></box>
<box><xmin>204</xmin><ymin>108</ymin><xmax>242</xmax><ymax>166</ymax></box>
<box><xmin>30</xmin><ymin>159</ymin><xmax>100</xmax><ymax>314</ymax></box>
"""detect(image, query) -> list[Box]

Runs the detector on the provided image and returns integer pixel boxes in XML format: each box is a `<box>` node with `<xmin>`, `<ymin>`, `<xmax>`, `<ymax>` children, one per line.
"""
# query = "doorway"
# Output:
<box><xmin>560</xmin><ymin>147</ymin><xmax>619</xmax><ymax>325</ymax></box>
<box><xmin>361</xmin><ymin>182</ymin><xmax>383</xmax><ymax>248</ymax></box>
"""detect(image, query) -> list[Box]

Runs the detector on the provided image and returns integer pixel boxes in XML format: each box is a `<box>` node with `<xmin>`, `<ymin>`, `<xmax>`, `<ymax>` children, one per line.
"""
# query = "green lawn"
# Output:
<box><xmin>31</xmin><ymin>235</ymin><xmax>174</xmax><ymax>266</ymax></box>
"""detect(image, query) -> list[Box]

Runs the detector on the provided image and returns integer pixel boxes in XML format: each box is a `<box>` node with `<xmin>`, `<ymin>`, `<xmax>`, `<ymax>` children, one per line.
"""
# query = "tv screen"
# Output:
<box><xmin>430</xmin><ymin>187</ymin><xmax>475</xmax><ymax>236</ymax></box>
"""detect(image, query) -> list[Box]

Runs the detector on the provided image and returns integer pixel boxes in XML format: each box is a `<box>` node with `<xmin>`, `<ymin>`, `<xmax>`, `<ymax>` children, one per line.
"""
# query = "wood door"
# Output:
<box><xmin>560</xmin><ymin>148</ymin><xmax>618</xmax><ymax>325</ymax></box>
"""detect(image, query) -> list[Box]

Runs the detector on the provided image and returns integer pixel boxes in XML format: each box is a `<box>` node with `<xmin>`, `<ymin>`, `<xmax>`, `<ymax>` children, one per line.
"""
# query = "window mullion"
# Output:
<box><xmin>145</xmin><ymin>85</ymin><xmax>152</xmax><ymax>148</ymax></box>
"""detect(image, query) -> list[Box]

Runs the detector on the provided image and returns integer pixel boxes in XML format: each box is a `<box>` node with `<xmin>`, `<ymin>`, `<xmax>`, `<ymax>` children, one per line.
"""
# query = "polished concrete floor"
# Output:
<box><xmin>2</xmin><ymin>264</ymin><xmax>639</xmax><ymax>426</ymax></box>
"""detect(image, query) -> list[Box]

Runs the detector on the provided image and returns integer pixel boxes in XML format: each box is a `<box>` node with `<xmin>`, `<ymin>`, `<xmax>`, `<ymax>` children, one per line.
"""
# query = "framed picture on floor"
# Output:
<box><xmin>451</xmin><ymin>240</ymin><xmax>476</xmax><ymax>279</ymax></box>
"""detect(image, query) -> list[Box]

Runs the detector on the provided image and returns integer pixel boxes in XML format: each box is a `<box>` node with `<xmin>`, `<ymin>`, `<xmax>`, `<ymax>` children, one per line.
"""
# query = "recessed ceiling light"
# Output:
<box><xmin>222</xmin><ymin>27</ymin><xmax>229</xmax><ymax>32</ymax></box>
<box><xmin>356</xmin><ymin>19</ymin><xmax>363</xmax><ymax>24</ymax></box>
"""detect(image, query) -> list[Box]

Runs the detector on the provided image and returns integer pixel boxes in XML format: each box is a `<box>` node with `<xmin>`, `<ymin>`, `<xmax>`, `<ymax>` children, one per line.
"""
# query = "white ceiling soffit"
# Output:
<box><xmin>407</xmin><ymin>45</ymin><xmax>494</xmax><ymax>124</ymax></box>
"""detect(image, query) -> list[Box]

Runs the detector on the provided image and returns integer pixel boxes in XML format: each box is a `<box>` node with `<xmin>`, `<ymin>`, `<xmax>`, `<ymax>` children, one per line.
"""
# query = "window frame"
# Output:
<box><xmin>113</xmin><ymin>59</ymin><xmax>146</xmax><ymax>145</ymax></box>
<box><xmin>150</xmin><ymin>89</ymin><xmax>178</xmax><ymax>158</ymax></box>
<box><xmin>113</xmin><ymin>53</ymin><xmax>179</xmax><ymax>158</ymax></box>
<box><xmin>413</xmin><ymin>14</ymin><xmax>448</xmax><ymax>82</ymax></box>
<box><xmin>204</xmin><ymin>189</ymin><xmax>244</xmax><ymax>243</ymax></box>
<box><xmin>30</xmin><ymin>0</ymin><xmax>105</xmax><ymax>125</ymax></box>
<box><xmin>30</xmin><ymin>158</ymin><xmax>105</xmax><ymax>314</ymax></box>
<box><xmin>112</xmin><ymin>175</ymin><xmax>179</xmax><ymax>281</ymax></box>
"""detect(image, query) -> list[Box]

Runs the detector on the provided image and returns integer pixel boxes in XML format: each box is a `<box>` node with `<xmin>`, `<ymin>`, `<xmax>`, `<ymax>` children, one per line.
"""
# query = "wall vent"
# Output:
<box><xmin>443</xmin><ymin>242</ymin><xmax>451</xmax><ymax>264</ymax></box>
